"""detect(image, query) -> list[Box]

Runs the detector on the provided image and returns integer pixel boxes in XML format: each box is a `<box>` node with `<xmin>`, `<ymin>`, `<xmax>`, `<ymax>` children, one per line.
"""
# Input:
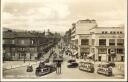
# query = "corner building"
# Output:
<box><xmin>70</xmin><ymin>19</ymin><xmax>124</xmax><ymax>62</ymax></box>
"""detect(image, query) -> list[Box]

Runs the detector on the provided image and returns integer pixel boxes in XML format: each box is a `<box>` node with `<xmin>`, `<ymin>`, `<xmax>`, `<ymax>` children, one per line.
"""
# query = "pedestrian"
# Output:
<box><xmin>56</xmin><ymin>60</ymin><xmax>62</xmax><ymax>74</ymax></box>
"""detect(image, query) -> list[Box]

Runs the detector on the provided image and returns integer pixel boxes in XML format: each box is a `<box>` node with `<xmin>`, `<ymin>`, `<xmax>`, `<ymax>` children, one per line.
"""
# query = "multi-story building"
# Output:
<box><xmin>69</xmin><ymin>19</ymin><xmax>124</xmax><ymax>62</ymax></box>
<box><xmin>90</xmin><ymin>27</ymin><xmax>124</xmax><ymax>62</ymax></box>
<box><xmin>3</xmin><ymin>30</ymin><xmax>38</xmax><ymax>61</ymax></box>
<box><xmin>3</xmin><ymin>29</ymin><xmax>60</xmax><ymax>61</ymax></box>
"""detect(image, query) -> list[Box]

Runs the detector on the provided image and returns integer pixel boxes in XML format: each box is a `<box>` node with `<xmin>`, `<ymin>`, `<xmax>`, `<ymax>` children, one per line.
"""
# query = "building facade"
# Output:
<box><xmin>68</xmin><ymin>19</ymin><xmax>124</xmax><ymax>62</ymax></box>
<box><xmin>3</xmin><ymin>29</ymin><xmax>60</xmax><ymax>61</ymax></box>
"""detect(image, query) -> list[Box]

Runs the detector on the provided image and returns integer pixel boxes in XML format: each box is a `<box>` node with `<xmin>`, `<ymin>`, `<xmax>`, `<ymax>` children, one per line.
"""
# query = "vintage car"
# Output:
<box><xmin>67</xmin><ymin>62</ymin><xmax>78</xmax><ymax>68</ymax></box>
<box><xmin>97</xmin><ymin>64</ymin><xmax>113</xmax><ymax>76</ymax></box>
<box><xmin>79</xmin><ymin>62</ymin><xmax>95</xmax><ymax>73</ymax></box>
<box><xmin>35</xmin><ymin>62</ymin><xmax>56</xmax><ymax>76</ymax></box>
<box><xmin>68</xmin><ymin>59</ymin><xmax>76</xmax><ymax>63</ymax></box>
<box><xmin>26</xmin><ymin>65</ymin><xmax>33</xmax><ymax>72</ymax></box>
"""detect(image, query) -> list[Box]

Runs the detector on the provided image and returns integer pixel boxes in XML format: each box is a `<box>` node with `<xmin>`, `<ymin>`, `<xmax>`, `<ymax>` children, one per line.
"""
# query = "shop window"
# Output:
<box><xmin>81</xmin><ymin>39</ymin><xmax>89</xmax><ymax>45</ymax></box>
<box><xmin>99</xmin><ymin>39</ymin><xmax>106</xmax><ymax>46</ymax></box>
<box><xmin>117</xmin><ymin>48</ymin><xmax>124</xmax><ymax>54</ymax></box>
<box><xmin>117</xmin><ymin>39</ymin><xmax>124</xmax><ymax>46</ymax></box>
<box><xmin>98</xmin><ymin>48</ymin><xmax>107</xmax><ymax>54</ymax></box>
<box><xmin>109</xmin><ymin>39</ymin><xmax>115</xmax><ymax>46</ymax></box>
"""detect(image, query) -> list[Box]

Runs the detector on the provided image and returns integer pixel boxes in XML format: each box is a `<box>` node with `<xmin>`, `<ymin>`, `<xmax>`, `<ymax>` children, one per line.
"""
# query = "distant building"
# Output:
<box><xmin>68</xmin><ymin>19</ymin><xmax>124</xmax><ymax>62</ymax></box>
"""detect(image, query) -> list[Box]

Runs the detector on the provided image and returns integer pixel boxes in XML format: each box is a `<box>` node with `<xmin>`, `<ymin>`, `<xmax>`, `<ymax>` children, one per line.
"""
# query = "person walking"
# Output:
<box><xmin>56</xmin><ymin>60</ymin><xmax>62</xmax><ymax>74</ymax></box>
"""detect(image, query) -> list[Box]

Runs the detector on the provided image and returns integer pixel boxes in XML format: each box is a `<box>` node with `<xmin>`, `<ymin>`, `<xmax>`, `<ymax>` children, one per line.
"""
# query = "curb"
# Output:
<box><xmin>3</xmin><ymin>62</ymin><xmax>40</xmax><ymax>71</ymax></box>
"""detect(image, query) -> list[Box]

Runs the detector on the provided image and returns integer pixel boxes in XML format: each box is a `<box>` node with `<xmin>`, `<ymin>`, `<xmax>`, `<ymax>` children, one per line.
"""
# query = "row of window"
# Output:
<box><xmin>81</xmin><ymin>39</ymin><xmax>124</xmax><ymax>46</ymax></box>
<box><xmin>98</xmin><ymin>56</ymin><xmax>124</xmax><ymax>62</ymax></box>
<box><xmin>99</xmin><ymin>39</ymin><xmax>124</xmax><ymax>46</ymax></box>
<box><xmin>3</xmin><ymin>39</ymin><xmax>35</xmax><ymax>45</ymax></box>
<box><xmin>98</xmin><ymin>48</ymin><xmax>124</xmax><ymax>54</ymax></box>
<box><xmin>102</xmin><ymin>31</ymin><xmax>123</xmax><ymax>34</ymax></box>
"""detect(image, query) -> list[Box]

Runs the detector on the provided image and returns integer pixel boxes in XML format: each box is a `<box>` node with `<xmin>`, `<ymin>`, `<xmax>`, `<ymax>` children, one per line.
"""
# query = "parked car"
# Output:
<box><xmin>26</xmin><ymin>65</ymin><xmax>33</xmax><ymax>72</ymax></box>
<box><xmin>35</xmin><ymin>63</ymin><xmax>56</xmax><ymax>76</ymax></box>
<box><xmin>68</xmin><ymin>59</ymin><xmax>76</xmax><ymax>63</ymax></box>
<box><xmin>97</xmin><ymin>64</ymin><xmax>113</xmax><ymax>76</ymax></box>
<box><xmin>67</xmin><ymin>62</ymin><xmax>78</xmax><ymax>68</ymax></box>
<box><xmin>79</xmin><ymin>62</ymin><xmax>94</xmax><ymax>73</ymax></box>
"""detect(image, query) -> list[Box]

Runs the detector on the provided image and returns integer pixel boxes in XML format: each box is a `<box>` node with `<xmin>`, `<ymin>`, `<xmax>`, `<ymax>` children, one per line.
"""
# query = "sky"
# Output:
<box><xmin>2</xmin><ymin>0</ymin><xmax>127</xmax><ymax>33</ymax></box>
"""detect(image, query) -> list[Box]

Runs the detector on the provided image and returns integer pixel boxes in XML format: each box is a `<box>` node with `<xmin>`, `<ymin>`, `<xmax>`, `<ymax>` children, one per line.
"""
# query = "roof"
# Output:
<box><xmin>3</xmin><ymin>31</ymin><xmax>16</xmax><ymax>39</ymax></box>
<box><xmin>15</xmin><ymin>32</ymin><xmax>37</xmax><ymax>38</ymax></box>
<box><xmin>3</xmin><ymin>31</ymin><xmax>37</xmax><ymax>39</ymax></box>
<box><xmin>90</xmin><ymin>26</ymin><xmax>123</xmax><ymax>30</ymax></box>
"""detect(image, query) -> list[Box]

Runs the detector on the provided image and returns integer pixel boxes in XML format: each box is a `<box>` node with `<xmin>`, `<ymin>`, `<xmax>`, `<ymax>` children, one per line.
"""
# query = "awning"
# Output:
<box><xmin>87</xmin><ymin>53</ymin><xmax>94</xmax><ymax>57</ymax></box>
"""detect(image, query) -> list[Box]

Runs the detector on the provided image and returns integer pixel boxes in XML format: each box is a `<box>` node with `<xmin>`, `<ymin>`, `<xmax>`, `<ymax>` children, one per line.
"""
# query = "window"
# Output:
<box><xmin>121</xmin><ymin>56</ymin><xmax>124</xmax><ymax>62</ymax></box>
<box><xmin>12</xmin><ymin>40</ymin><xmax>15</xmax><ymax>44</ymax></box>
<box><xmin>98</xmin><ymin>48</ymin><xmax>107</xmax><ymax>54</ymax></box>
<box><xmin>102</xmin><ymin>31</ymin><xmax>104</xmax><ymax>34</ymax></box>
<box><xmin>81</xmin><ymin>39</ymin><xmax>89</xmax><ymax>45</ymax></box>
<box><xmin>109</xmin><ymin>39</ymin><xmax>115</xmax><ymax>46</ymax></box>
<box><xmin>31</xmin><ymin>40</ymin><xmax>34</xmax><ymax>45</ymax></box>
<box><xmin>113</xmin><ymin>31</ymin><xmax>116</xmax><ymax>34</ymax></box>
<box><xmin>110</xmin><ymin>31</ymin><xmax>112</xmax><ymax>34</ymax></box>
<box><xmin>108</xmin><ymin>49</ymin><xmax>116</xmax><ymax>54</ymax></box>
<box><xmin>120</xmin><ymin>31</ymin><xmax>123</xmax><ymax>34</ymax></box>
<box><xmin>102</xmin><ymin>31</ymin><xmax>107</xmax><ymax>34</ymax></box>
<box><xmin>117</xmin><ymin>39</ymin><xmax>124</xmax><ymax>46</ymax></box>
<box><xmin>105</xmin><ymin>31</ymin><xmax>107</xmax><ymax>34</ymax></box>
<box><xmin>92</xmin><ymin>39</ymin><xmax>95</xmax><ymax>45</ymax></box>
<box><xmin>117</xmin><ymin>31</ymin><xmax>120</xmax><ymax>34</ymax></box>
<box><xmin>99</xmin><ymin>39</ymin><xmax>106</xmax><ymax>46</ymax></box>
<box><xmin>98</xmin><ymin>56</ymin><xmax>101</xmax><ymax>61</ymax></box>
<box><xmin>21</xmin><ymin>40</ymin><xmax>25</xmax><ymax>45</ymax></box>
<box><xmin>117</xmin><ymin>48</ymin><xmax>124</xmax><ymax>54</ymax></box>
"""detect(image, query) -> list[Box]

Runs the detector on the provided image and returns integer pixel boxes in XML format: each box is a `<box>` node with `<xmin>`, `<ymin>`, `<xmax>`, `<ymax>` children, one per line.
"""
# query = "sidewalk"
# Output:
<box><xmin>3</xmin><ymin>49</ymin><xmax>53</xmax><ymax>71</ymax></box>
<box><xmin>3</xmin><ymin>61</ymin><xmax>39</xmax><ymax>71</ymax></box>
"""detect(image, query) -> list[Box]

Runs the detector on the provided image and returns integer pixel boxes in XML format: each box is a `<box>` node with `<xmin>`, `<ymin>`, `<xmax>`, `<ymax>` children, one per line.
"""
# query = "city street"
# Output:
<box><xmin>3</xmin><ymin>44</ymin><xmax>124</xmax><ymax>79</ymax></box>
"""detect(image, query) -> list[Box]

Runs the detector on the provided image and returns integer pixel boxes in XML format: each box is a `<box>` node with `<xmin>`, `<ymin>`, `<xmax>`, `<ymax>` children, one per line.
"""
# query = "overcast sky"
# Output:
<box><xmin>2</xmin><ymin>0</ymin><xmax>126</xmax><ymax>33</ymax></box>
